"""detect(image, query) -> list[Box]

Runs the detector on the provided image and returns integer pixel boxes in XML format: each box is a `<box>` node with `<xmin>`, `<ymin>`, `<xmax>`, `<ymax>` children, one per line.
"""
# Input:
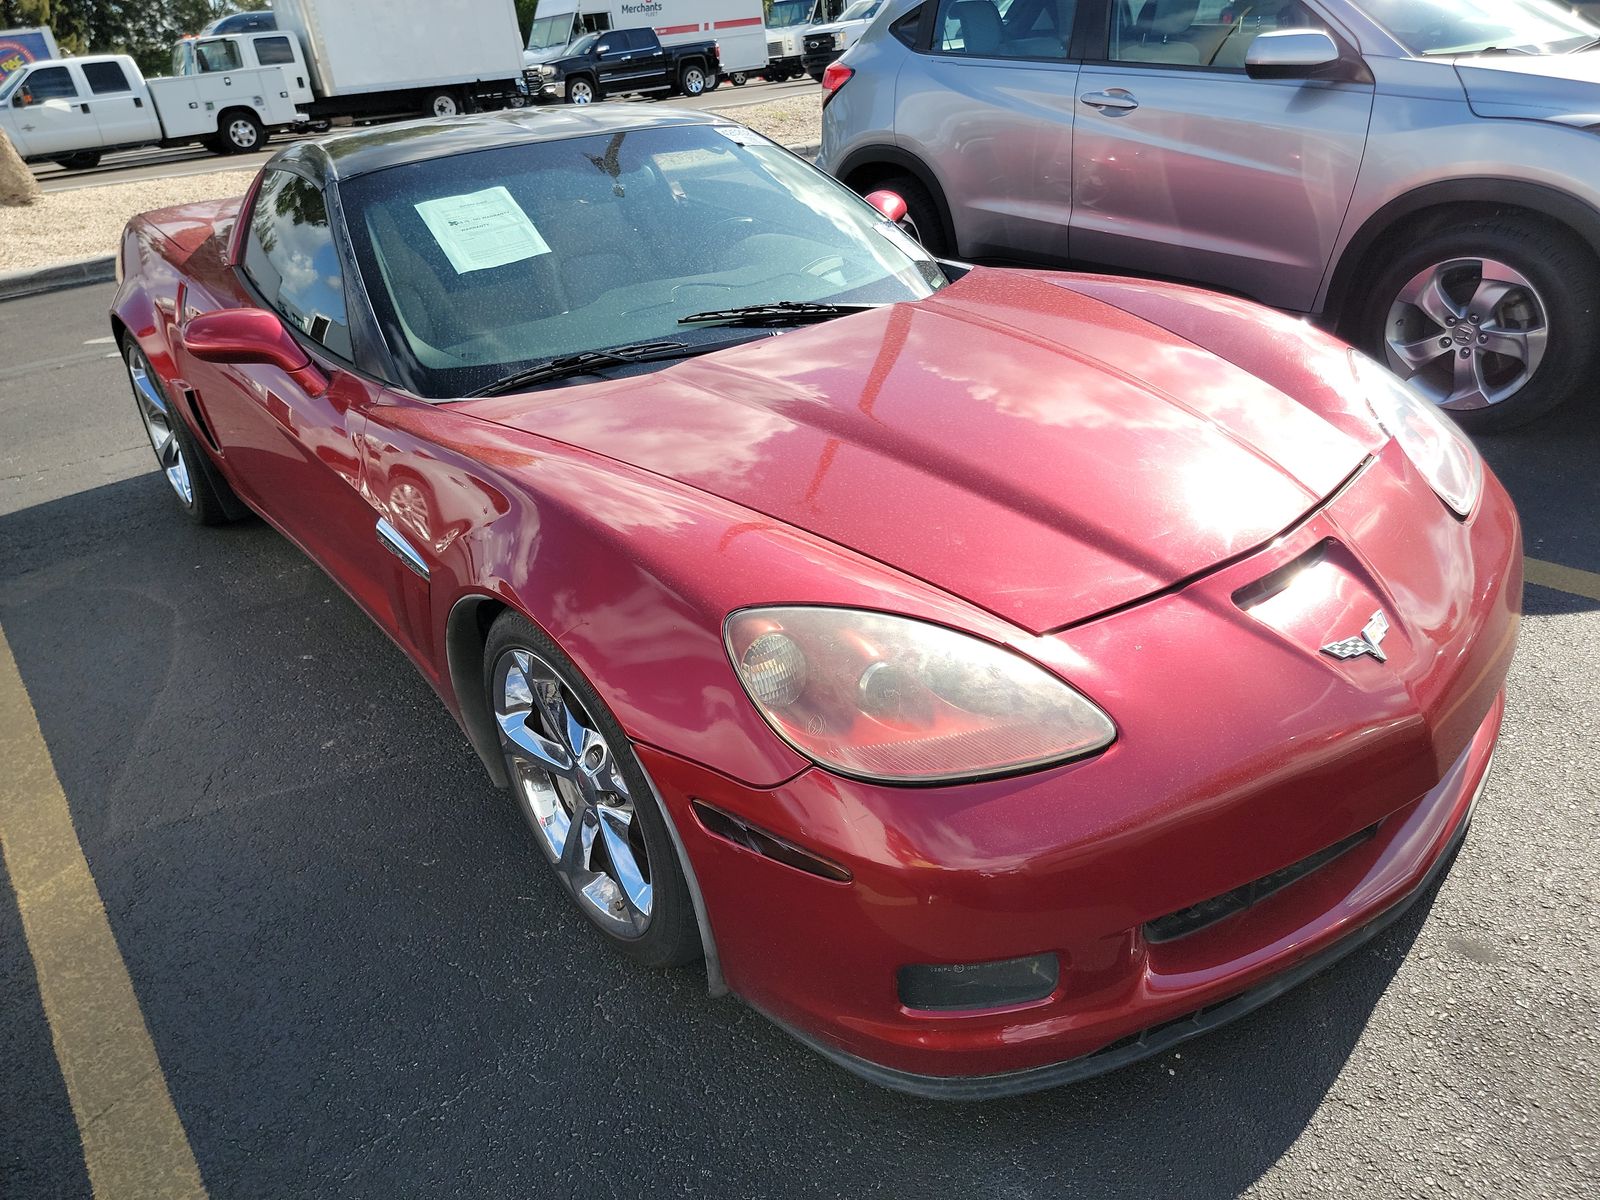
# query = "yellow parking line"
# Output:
<box><xmin>0</xmin><ymin>627</ymin><xmax>206</xmax><ymax>1199</ymax></box>
<box><xmin>1525</xmin><ymin>557</ymin><xmax>1600</xmax><ymax>603</ymax></box>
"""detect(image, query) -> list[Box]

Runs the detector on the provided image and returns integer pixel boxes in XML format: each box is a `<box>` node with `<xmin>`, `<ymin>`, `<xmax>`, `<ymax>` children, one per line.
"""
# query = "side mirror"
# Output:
<box><xmin>864</xmin><ymin>189</ymin><xmax>908</xmax><ymax>224</ymax></box>
<box><xmin>182</xmin><ymin>308</ymin><xmax>327</xmax><ymax>395</ymax></box>
<box><xmin>14</xmin><ymin>90</ymin><xmax>30</xmax><ymax>108</ymax></box>
<box><xmin>1245</xmin><ymin>29</ymin><xmax>1346</xmax><ymax>80</ymax></box>
<box><xmin>595</xmin><ymin>43</ymin><xmax>610</xmax><ymax>54</ymax></box>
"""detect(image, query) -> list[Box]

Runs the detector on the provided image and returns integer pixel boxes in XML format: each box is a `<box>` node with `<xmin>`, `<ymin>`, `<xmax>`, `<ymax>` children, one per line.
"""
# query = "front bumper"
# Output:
<box><xmin>643</xmin><ymin>450</ymin><xmax>1521</xmax><ymax>1094</ymax></box>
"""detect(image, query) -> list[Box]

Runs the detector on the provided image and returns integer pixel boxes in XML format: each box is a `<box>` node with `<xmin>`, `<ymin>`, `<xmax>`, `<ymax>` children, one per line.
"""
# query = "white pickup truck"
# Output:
<box><xmin>0</xmin><ymin>52</ymin><xmax>299</xmax><ymax>170</ymax></box>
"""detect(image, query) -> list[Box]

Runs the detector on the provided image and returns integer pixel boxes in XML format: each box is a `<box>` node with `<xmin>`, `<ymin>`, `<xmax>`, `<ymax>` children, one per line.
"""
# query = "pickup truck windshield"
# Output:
<box><xmin>526</xmin><ymin>14</ymin><xmax>576</xmax><ymax>51</ymax></box>
<box><xmin>340</xmin><ymin>124</ymin><xmax>946</xmax><ymax>399</ymax></box>
<box><xmin>1366</xmin><ymin>0</ymin><xmax>1595</xmax><ymax>56</ymax></box>
<box><xmin>837</xmin><ymin>0</ymin><xmax>884</xmax><ymax>22</ymax></box>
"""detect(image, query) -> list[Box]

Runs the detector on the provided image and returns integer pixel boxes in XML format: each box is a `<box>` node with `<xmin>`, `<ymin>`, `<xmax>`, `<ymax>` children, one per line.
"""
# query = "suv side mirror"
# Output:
<box><xmin>1245</xmin><ymin>29</ymin><xmax>1347</xmax><ymax>81</ymax></box>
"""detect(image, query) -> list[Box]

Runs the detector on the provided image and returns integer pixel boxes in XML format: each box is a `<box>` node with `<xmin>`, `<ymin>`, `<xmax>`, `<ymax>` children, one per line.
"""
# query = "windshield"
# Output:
<box><xmin>568</xmin><ymin>32</ymin><xmax>601</xmax><ymax>55</ymax></box>
<box><xmin>341</xmin><ymin>125</ymin><xmax>946</xmax><ymax>399</ymax></box>
<box><xmin>767</xmin><ymin>1</ymin><xmax>818</xmax><ymax>29</ymax></box>
<box><xmin>0</xmin><ymin>71</ymin><xmax>21</xmax><ymax>103</ymax></box>
<box><xmin>1363</xmin><ymin>0</ymin><xmax>1596</xmax><ymax>56</ymax></box>
<box><xmin>837</xmin><ymin>0</ymin><xmax>883</xmax><ymax>22</ymax></box>
<box><xmin>526</xmin><ymin>14</ymin><xmax>576</xmax><ymax>51</ymax></box>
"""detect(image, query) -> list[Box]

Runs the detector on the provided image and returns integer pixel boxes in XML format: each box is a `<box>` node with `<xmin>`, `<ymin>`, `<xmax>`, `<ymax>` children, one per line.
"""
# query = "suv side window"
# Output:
<box><xmin>934</xmin><ymin>0</ymin><xmax>1076</xmax><ymax>61</ymax></box>
<box><xmin>23</xmin><ymin>66</ymin><xmax>77</xmax><ymax>100</ymax></box>
<box><xmin>242</xmin><ymin>170</ymin><xmax>353</xmax><ymax>360</ymax></box>
<box><xmin>1108</xmin><ymin>0</ymin><xmax>1329</xmax><ymax>68</ymax></box>
<box><xmin>82</xmin><ymin>61</ymin><xmax>132</xmax><ymax>94</ymax></box>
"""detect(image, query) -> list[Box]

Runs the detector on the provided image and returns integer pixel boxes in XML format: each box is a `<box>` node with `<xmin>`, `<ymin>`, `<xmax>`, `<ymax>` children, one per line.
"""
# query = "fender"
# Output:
<box><xmin>831</xmin><ymin>143</ymin><xmax>958</xmax><ymax>250</ymax></box>
<box><xmin>1322</xmin><ymin>176</ymin><xmax>1600</xmax><ymax>324</ymax></box>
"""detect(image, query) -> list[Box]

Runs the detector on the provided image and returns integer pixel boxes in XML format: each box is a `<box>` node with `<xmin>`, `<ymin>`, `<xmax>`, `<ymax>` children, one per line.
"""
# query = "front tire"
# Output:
<box><xmin>123</xmin><ymin>340</ymin><xmax>236</xmax><ymax>525</ymax></box>
<box><xmin>565</xmin><ymin>75</ymin><xmax>599</xmax><ymax>105</ymax></box>
<box><xmin>485</xmin><ymin>611</ymin><xmax>700</xmax><ymax>968</ymax></box>
<box><xmin>1352</xmin><ymin>216</ymin><xmax>1600</xmax><ymax>432</ymax></box>
<box><xmin>52</xmin><ymin>151</ymin><xmax>101</xmax><ymax>170</ymax></box>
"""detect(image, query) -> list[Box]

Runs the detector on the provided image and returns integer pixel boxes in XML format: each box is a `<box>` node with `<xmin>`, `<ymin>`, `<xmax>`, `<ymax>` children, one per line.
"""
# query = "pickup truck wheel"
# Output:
<box><xmin>52</xmin><ymin>151</ymin><xmax>102</xmax><ymax>171</ymax></box>
<box><xmin>216</xmin><ymin>110</ymin><xmax>264</xmax><ymax>155</ymax></box>
<box><xmin>1353</xmin><ymin>217</ymin><xmax>1600</xmax><ymax>432</ymax></box>
<box><xmin>680</xmin><ymin>64</ymin><xmax>707</xmax><ymax>97</ymax></box>
<box><xmin>423</xmin><ymin>89</ymin><xmax>463</xmax><ymax>118</ymax></box>
<box><xmin>566</xmin><ymin>76</ymin><xmax>598</xmax><ymax>105</ymax></box>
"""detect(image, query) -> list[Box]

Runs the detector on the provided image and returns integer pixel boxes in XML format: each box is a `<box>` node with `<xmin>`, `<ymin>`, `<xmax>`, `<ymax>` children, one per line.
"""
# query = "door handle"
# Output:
<box><xmin>80</xmin><ymin>102</ymin><xmax>90</xmax><ymax>113</ymax></box>
<box><xmin>1080</xmin><ymin>89</ymin><xmax>1138</xmax><ymax>111</ymax></box>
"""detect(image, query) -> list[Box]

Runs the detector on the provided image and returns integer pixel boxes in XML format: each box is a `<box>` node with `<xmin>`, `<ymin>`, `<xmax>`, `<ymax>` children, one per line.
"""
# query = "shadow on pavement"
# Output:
<box><xmin>0</xmin><ymin>472</ymin><xmax>1454</xmax><ymax>1198</ymax></box>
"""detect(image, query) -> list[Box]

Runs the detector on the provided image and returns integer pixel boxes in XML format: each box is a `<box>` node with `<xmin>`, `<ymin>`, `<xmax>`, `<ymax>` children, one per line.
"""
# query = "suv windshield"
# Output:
<box><xmin>341</xmin><ymin>125</ymin><xmax>946</xmax><ymax>399</ymax></box>
<box><xmin>768</xmin><ymin>1</ymin><xmax>818</xmax><ymax>29</ymax></box>
<box><xmin>1364</xmin><ymin>0</ymin><xmax>1596</xmax><ymax>56</ymax></box>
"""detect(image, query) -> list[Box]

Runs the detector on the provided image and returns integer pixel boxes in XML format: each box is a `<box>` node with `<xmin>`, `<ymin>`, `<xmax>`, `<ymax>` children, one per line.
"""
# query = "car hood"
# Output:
<box><xmin>1455</xmin><ymin>51</ymin><xmax>1600</xmax><ymax>119</ymax></box>
<box><xmin>462</xmin><ymin>270</ymin><xmax>1366</xmax><ymax>633</ymax></box>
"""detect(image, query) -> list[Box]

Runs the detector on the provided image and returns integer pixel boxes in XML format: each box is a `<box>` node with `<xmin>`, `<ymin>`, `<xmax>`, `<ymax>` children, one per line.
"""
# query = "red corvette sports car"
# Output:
<box><xmin>111</xmin><ymin>109</ymin><xmax>1519</xmax><ymax>1097</ymax></box>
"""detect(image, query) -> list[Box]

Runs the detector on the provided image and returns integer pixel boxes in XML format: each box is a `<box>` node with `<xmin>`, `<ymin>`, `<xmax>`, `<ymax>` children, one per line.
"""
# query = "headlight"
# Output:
<box><xmin>834</xmin><ymin>32</ymin><xmax>848</xmax><ymax>48</ymax></box>
<box><xmin>725</xmin><ymin>607</ymin><xmax>1116</xmax><ymax>784</ymax></box>
<box><xmin>1351</xmin><ymin>351</ymin><xmax>1482</xmax><ymax>518</ymax></box>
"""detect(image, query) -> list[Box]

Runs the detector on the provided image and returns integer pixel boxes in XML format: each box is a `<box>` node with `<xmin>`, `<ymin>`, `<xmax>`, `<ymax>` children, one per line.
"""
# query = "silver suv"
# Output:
<box><xmin>820</xmin><ymin>0</ymin><xmax>1600</xmax><ymax>429</ymax></box>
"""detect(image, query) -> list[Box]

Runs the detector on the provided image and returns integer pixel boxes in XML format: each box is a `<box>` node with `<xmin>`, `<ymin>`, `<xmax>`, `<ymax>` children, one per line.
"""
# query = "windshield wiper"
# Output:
<box><xmin>678</xmin><ymin>300</ymin><xmax>881</xmax><ymax>326</ymax></box>
<box><xmin>465</xmin><ymin>340</ymin><xmax>700</xmax><ymax>397</ymax></box>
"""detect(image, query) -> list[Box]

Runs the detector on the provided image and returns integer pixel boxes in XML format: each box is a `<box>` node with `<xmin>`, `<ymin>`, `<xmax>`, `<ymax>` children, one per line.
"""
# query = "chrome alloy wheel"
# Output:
<box><xmin>568</xmin><ymin>79</ymin><xmax>594</xmax><ymax>104</ymax></box>
<box><xmin>682</xmin><ymin>66</ymin><xmax>706</xmax><ymax>95</ymax></box>
<box><xmin>1383</xmin><ymin>257</ymin><xmax>1549</xmax><ymax>411</ymax></box>
<box><xmin>227</xmin><ymin>117</ymin><xmax>259</xmax><ymax>150</ymax></box>
<box><xmin>493</xmin><ymin>648</ymin><xmax>652</xmax><ymax>936</ymax></box>
<box><xmin>126</xmin><ymin>345</ymin><xmax>193</xmax><ymax>505</ymax></box>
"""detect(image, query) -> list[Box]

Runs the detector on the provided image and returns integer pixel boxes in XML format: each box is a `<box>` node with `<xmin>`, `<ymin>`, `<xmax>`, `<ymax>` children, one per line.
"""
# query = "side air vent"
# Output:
<box><xmin>691</xmin><ymin>800</ymin><xmax>851</xmax><ymax>883</ymax></box>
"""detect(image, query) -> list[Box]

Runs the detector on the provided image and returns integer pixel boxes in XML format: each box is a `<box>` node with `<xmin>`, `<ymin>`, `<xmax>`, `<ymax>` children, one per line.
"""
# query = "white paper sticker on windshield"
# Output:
<box><xmin>414</xmin><ymin>186</ymin><xmax>551</xmax><ymax>274</ymax></box>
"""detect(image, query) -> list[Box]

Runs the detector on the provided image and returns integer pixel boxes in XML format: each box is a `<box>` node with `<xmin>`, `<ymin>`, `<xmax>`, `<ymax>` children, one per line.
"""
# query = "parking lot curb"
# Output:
<box><xmin>786</xmin><ymin>141</ymin><xmax>821</xmax><ymax>158</ymax></box>
<box><xmin>0</xmin><ymin>255</ymin><xmax>116</xmax><ymax>303</ymax></box>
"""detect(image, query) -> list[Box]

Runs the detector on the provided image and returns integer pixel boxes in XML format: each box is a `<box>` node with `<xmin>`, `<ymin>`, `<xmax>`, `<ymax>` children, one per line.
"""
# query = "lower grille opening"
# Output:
<box><xmin>1144</xmin><ymin>823</ymin><xmax>1380</xmax><ymax>944</ymax></box>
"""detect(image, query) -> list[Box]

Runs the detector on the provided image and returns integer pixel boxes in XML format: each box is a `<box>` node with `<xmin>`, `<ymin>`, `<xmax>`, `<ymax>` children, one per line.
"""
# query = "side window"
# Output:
<box><xmin>892</xmin><ymin>3</ymin><xmax>926</xmax><ymax>47</ymax></box>
<box><xmin>255</xmin><ymin>36</ymin><xmax>296</xmax><ymax>66</ymax></box>
<box><xmin>196</xmin><ymin>39</ymin><xmax>244</xmax><ymax>73</ymax></box>
<box><xmin>1108</xmin><ymin>0</ymin><xmax>1329</xmax><ymax>69</ymax></box>
<box><xmin>23</xmin><ymin>66</ymin><xmax>77</xmax><ymax>100</ymax></box>
<box><xmin>82</xmin><ymin>61</ymin><xmax>132</xmax><ymax>95</ymax></box>
<box><xmin>242</xmin><ymin>171</ymin><xmax>353</xmax><ymax>360</ymax></box>
<box><xmin>934</xmin><ymin>0</ymin><xmax>1075</xmax><ymax>61</ymax></box>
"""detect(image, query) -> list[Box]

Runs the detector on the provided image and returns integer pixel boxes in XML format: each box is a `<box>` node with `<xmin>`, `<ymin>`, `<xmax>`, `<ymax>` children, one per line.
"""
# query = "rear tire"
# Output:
<box><xmin>865</xmin><ymin>172</ymin><xmax>950</xmax><ymax>257</ymax></box>
<box><xmin>484</xmin><ymin>611</ymin><xmax>701</xmax><ymax>969</ymax></box>
<box><xmin>216</xmin><ymin>109</ymin><xmax>264</xmax><ymax>154</ymax></box>
<box><xmin>729</xmin><ymin>71</ymin><xmax>748</xmax><ymax>86</ymax></box>
<box><xmin>679</xmin><ymin>63</ymin><xmax>707</xmax><ymax>97</ymax></box>
<box><xmin>422</xmin><ymin>88</ymin><xmax>463</xmax><ymax>118</ymax></box>
<box><xmin>1350</xmin><ymin>215</ymin><xmax>1600</xmax><ymax>432</ymax></box>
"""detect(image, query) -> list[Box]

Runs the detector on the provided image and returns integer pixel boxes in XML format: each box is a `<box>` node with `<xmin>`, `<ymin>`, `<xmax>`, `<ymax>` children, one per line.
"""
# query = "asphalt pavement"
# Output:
<box><xmin>1</xmin><ymin>283</ymin><xmax>1596</xmax><ymax>1199</ymax></box>
<box><xmin>28</xmin><ymin>78</ymin><xmax>819</xmax><ymax>193</ymax></box>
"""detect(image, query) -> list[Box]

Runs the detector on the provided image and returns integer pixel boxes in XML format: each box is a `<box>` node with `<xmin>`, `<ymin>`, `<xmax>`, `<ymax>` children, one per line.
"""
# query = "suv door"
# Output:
<box><xmin>1070</xmin><ymin>1</ymin><xmax>1373</xmax><ymax>311</ymax></box>
<box><xmin>897</xmin><ymin>0</ymin><xmax>1083</xmax><ymax>263</ymax></box>
<box><xmin>7</xmin><ymin>64</ymin><xmax>101</xmax><ymax>155</ymax></box>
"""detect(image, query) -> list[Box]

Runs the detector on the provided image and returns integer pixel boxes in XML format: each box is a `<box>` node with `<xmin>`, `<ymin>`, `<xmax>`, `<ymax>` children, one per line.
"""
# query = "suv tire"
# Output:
<box><xmin>1351</xmin><ymin>216</ymin><xmax>1600</xmax><ymax>432</ymax></box>
<box><xmin>870</xmin><ymin>173</ymin><xmax>949</xmax><ymax>257</ymax></box>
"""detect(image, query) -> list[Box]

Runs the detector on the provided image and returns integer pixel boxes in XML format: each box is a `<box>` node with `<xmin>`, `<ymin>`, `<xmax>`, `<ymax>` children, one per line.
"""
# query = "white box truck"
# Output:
<box><xmin>523</xmin><ymin>0</ymin><xmax>767</xmax><ymax>82</ymax></box>
<box><xmin>177</xmin><ymin>0</ymin><xmax>526</xmax><ymax>120</ymax></box>
<box><xmin>0</xmin><ymin>52</ymin><xmax>300</xmax><ymax>169</ymax></box>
